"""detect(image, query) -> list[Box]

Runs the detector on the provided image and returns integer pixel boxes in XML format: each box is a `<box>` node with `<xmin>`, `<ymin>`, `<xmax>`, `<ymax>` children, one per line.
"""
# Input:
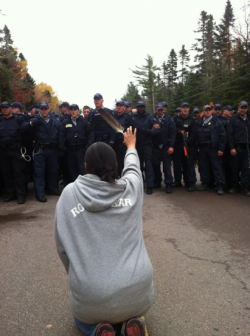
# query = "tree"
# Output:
<box><xmin>34</xmin><ymin>83</ymin><xmax>59</xmax><ymax>111</ymax></box>
<box><xmin>2</xmin><ymin>25</ymin><xmax>13</xmax><ymax>50</ymax></box>
<box><xmin>179</xmin><ymin>45</ymin><xmax>190</xmax><ymax>86</ymax></box>
<box><xmin>121</xmin><ymin>82</ymin><xmax>142</xmax><ymax>106</ymax></box>
<box><xmin>132</xmin><ymin>55</ymin><xmax>160</xmax><ymax>113</ymax></box>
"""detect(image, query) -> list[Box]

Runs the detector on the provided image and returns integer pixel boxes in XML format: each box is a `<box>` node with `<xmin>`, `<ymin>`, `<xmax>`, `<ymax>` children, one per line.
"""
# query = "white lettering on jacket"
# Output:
<box><xmin>71</xmin><ymin>203</ymin><xmax>85</xmax><ymax>217</ymax></box>
<box><xmin>112</xmin><ymin>198</ymin><xmax>132</xmax><ymax>207</ymax></box>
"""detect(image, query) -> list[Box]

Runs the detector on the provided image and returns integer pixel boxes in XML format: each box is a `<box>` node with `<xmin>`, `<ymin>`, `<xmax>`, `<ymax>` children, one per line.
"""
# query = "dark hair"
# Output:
<box><xmin>85</xmin><ymin>142</ymin><xmax>117</xmax><ymax>184</ymax></box>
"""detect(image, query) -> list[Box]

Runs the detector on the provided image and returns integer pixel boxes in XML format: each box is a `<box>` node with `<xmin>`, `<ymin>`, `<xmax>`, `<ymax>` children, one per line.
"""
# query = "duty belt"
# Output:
<box><xmin>0</xmin><ymin>143</ymin><xmax>22</xmax><ymax>151</ymax></box>
<box><xmin>95</xmin><ymin>134</ymin><xmax>109</xmax><ymax>142</ymax></box>
<box><xmin>68</xmin><ymin>144</ymin><xmax>85</xmax><ymax>151</ymax></box>
<box><xmin>39</xmin><ymin>143</ymin><xmax>58</xmax><ymax>149</ymax></box>
<box><xmin>199</xmin><ymin>141</ymin><xmax>212</xmax><ymax>148</ymax></box>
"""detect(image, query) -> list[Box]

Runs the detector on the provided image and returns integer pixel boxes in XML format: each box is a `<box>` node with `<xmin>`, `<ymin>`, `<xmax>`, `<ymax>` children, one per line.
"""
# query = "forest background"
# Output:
<box><xmin>0</xmin><ymin>0</ymin><xmax>250</xmax><ymax>115</ymax></box>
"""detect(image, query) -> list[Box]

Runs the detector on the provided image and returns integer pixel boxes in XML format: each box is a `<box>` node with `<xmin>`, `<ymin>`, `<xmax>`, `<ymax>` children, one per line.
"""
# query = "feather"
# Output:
<box><xmin>98</xmin><ymin>108</ymin><xmax>124</xmax><ymax>133</ymax></box>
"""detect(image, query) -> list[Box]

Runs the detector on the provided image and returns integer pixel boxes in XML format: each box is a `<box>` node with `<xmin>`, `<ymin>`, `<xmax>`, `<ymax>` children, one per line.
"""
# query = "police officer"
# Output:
<box><xmin>125</xmin><ymin>101</ymin><xmax>158</xmax><ymax>194</ymax></box>
<box><xmin>214</xmin><ymin>104</ymin><xmax>222</xmax><ymax>118</ymax></box>
<box><xmin>227</xmin><ymin>101</ymin><xmax>250</xmax><ymax>196</ymax></box>
<box><xmin>0</xmin><ymin>101</ymin><xmax>28</xmax><ymax>204</ymax></box>
<box><xmin>219</xmin><ymin>105</ymin><xmax>233</xmax><ymax>189</ymax></box>
<box><xmin>11</xmin><ymin>102</ymin><xmax>23</xmax><ymax>115</ymax></box>
<box><xmin>172</xmin><ymin>102</ymin><xmax>197</xmax><ymax>191</ymax></box>
<box><xmin>27</xmin><ymin>101</ymin><xmax>62</xmax><ymax>202</ymax></box>
<box><xmin>88</xmin><ymin>93</ymin><xmax>116</xmax><ymax>146</ymax></box>
<box><xmin>161</xmin><ymin>101</ymin><xmax>168</xmax><ymax>114</ymax></box>
<box><xmin>59</xmin><ymin>102</ymin><xmax>70</xmax><ymax>122</ymax></box>
<box><xmin>124</xmin><ymin>101</ymin><xmax>132</xmax><ymax>115</ymax></box>
<box><xmin>197</xmin><ymin>105</ymin><xmax>226</xmax><ymax>195</ymax></box>
<box><xmin>152</xmin><ymin>103</ymin><xmax>176</xmax><ymax>193</ymax></box>
<box><xmin>114</xmin><ymin>101</ymin><xmax>127</xmax><ymax>177</ymax></box>
<box><xmin>60</xmin><ymin>104</ymin><xmax>94</xmax><ymax>183</ymax></box>
<box><xmin>193</xmin><ymin>108</ymin><xmax>200</xmax><ymax>122</ymax></box>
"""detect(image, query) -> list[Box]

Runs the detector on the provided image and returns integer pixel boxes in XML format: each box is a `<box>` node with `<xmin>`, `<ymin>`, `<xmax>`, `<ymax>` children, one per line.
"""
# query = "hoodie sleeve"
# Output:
<box><xmin>54</xmin><ymin>211</ymin><xmax>69</xmax><ymax>273</ymax></box>
<box><xmin>122</xmin><ymin>148</ymin><xmax>143</xmax><ymax>188</ymax></box>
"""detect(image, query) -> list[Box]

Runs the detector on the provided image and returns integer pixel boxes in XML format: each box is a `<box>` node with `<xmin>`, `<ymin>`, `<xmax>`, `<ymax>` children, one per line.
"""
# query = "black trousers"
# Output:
<box><xmin>173</xmin><ymin>143</ymin><xmax>196</xmax><ymax>183</ymax></box>
<box><xmin>0</xmin><ymin>148</ymin><xmax>26</xmax><ymax>197</ymax></box>
<box><xmin>199</xmin><ymin>147</ymin><xmax>225</xmax><ymax>184</ymax></box>
<box><xmin>229</xmin><ymin>148</ymin><xmax>250</xmax><ymax>188</ymax></box>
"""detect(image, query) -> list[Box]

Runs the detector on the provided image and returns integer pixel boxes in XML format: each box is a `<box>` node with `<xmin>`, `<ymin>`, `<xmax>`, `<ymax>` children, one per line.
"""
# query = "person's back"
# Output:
<box><xmin>55</xmin><ymin>127</ymin><xmax>154</xmax><ymax>336</ymax></box>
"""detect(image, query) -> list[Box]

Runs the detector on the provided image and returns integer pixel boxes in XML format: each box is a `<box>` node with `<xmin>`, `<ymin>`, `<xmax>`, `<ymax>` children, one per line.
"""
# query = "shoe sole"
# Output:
<box><xmin>126</xmin><ymin>318</ymin><xmax>145</xmax><ymax>336</ymax></box>
<box><xmin>95</xmin><ymin>323</ymin><xmax>115</xmax><ymax>336</ymax></box>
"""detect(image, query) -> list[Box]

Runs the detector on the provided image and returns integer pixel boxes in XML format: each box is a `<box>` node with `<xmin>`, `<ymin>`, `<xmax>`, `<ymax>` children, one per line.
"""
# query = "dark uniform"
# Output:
<box><xmin>227</xmin><ymin>112</ymin><xmax>250</xmax><ymax>195</ymax></box>
<box><xmin>88</xmin><ymin>108</ymin><xmax>116</xmax><ymax>146</ymax></box>
<box><xmin>152</xmin><ymin>109</ymin><xmax>176</xmax><ymax>192</ymax></box>
<box><xmin>113</xmin><ymin>108</ymin><xmax>127</xmax><ymax>177</ymax></box>
<box><xmin>197</xmin><ymin>112</ymin><xmax>226</xmax><ymax>194</ymax></box>
<box><xmin>23</xmin><ymin>102</ymin><xmax>62</xmax><ymax>201</ymax></box>
<box><xmin>0</xmin><ymin>101</ymin><xmax>28</xmax><ymax>203</ymax></box>
<box><xmin>60</xmin><ymin>114</ymin><xmax>94</xmax><ymax>182</ymax></box>
<box><xmin>125</xmin><ymin>102</ymin><xmax>158</xmax><ymax>194</ymax></box>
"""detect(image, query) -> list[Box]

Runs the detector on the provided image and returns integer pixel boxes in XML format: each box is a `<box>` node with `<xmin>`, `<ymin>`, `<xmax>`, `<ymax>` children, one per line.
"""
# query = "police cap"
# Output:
<box><xmin>239</xmin><ymin>101</ymin><xmax>248</xmax><ymax>107</ymax></box>
<box><xmin>136</xmin><ymin>101</ymin><xmax>145</xmax><ymax>107</ymax></box>
<box><xmin>203</xmin><ymin>105</ymin><xmax>212</xmax><ymax>111</ymax></box>
<box><xmin>193</xmin><ymin>108</ymin><xmax>200</xmax><ymax>113</ymax></box>
<box><xmin>161</xmin><ymin>101</ymin><xmax>168</xmax><ymax>107</ymax></box>
<box><xmin>39</xmin><ymin>101</ymin><xmax>49</xmax><ymax>109</ymax></box>
<box><xmin>214</xmin><ymin>104</ymin><xmax>222</xmax><ymax>109</ymax></box>
<box><xmin>1</xmin><ymin>101</ymin><xmax>11</xmax><ymax>107</ymax></box>
<box><xmin>124</xmin><ymin>101</ymin><xmax>131</xmax><ymax>107</ymax></box>
<box><xmin>69</xmin><ymin>104</ymin><xmax>79</xmax><ymax>110</ymax></box>
<box><xmin>116</xmin><ymin>100</ymin><xmax>125</xmax><ymax>106</ymax></box>
<box><xmin>223</xmin><ymin>105</ymin><xmax>233</xmax><ymax>111</ymax></box>
<box><xmin>156</xmin><ymin>103</ymin><xmax>164</xmax><ymax>110</ymax></box>
<box><xmin>181</xmin><ymin>102</ymin><xmax>189</xmax><ymax>108</ymax></box>
<box><xmin>175</xmin><ymin>107</ymin><xmax>181</xmax><ymax>112</ymax></box>
<box><xmin>59</xmin><ymin>102</ymin><xmax>70</xmax><ymax>108</ymax></box>
<box><xmin>11</xmin><ymin>102</ymin><xmax>23</xmax><ymax>110</ymax></box>
<box><xmin>93</xmin><ymin>93</ymin><xmax>103</xmax><ymax>99</ymax></box>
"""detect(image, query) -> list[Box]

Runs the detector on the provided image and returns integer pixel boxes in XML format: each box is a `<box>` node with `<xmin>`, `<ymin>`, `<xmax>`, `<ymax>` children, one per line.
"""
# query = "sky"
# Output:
<box><xmin>0</xmin><ymin>0</ymin><xmax>247</xmax><ymax>108</ymax></box>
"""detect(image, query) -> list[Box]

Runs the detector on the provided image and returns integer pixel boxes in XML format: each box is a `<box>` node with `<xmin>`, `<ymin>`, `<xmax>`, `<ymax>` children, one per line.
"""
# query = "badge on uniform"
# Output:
<box><xmin>208</xmin><ymin>122</ymin><xmax>211</xmax><ymax>125</ymax></box>
<box><xmin>66</xmin><ymin>124</ymin><xmax>73</xmax><ymax>128</ymax></box>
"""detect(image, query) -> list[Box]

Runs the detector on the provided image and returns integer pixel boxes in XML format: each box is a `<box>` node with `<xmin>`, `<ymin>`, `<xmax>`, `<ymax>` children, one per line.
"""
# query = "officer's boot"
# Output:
<box><xmin>166</xmin><ymin>184</ymin><xmax>172</xmax><ymax>194</ymax></box>
<box><xmin>188</xmin><ymin>183</ymin><xmax>196</xmax><ymax>192</ymax></box>
<box><xmin>242</xmin><ymin>188</ymin><xmax>250</xmax><ymax>197</ymax></box>
<box><xmin>217</xmin><ymin>183</ymin><xmax>224</xmax><ymax>196</ymax></box>
<box><xmin>197</xmin><ymin>183</ymin><xmax>210</xmax><ymax>191</ymax></box>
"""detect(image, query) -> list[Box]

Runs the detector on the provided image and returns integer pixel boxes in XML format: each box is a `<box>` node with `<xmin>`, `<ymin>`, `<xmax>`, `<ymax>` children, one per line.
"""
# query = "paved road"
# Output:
<box><xmin>0</xmin><ymin>185</ymin><xmax>250</xmax><ymax>336</ymax></box>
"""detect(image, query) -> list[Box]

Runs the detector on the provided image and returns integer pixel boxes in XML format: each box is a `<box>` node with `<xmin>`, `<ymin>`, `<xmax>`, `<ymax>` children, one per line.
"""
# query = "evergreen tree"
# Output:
<box><xmin>3</xmin><ymin>25</ymin><xmax>13</xmax><ymax>50</ymax></box>
<box><xmin>132</xmin><ymin>54</ymin><xmax>160</xmax><ymax>113</ymax></box>
<box><xmin>121</xmin><ymin>82</ymin><xmax>142</xmax><ymax>106</ymax></box>
<box><xmin>179</xmin><ymin>45</ymin><xmax>190</xmax><ymax>85</ymax></box>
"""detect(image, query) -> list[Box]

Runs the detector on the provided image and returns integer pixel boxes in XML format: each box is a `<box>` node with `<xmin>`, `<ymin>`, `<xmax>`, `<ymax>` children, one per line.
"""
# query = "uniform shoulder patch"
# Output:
<box><xmin>66</xmin><ymin>124</ymin><xmax>73</xmax><ymax>128</ymax></box>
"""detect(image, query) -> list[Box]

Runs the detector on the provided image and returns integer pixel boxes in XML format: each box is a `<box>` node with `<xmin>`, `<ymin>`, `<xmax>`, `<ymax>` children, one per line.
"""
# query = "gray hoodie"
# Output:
<box><xmin>55</xmin><ymin>148</ymin><xmax>154</xmax><ymax>324</ymax></box>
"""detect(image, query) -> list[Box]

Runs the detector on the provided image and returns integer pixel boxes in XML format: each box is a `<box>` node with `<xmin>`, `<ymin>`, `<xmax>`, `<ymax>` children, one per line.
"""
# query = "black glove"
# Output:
<box><xmin>16</xmin><ymin>116</ymin><xmax>25</xmax><ymax>125</ymax></box>
<box><xmin>30</xmin><ymin>118</ymin><xmax>41</xmax><ymax>126</ymax></box>
<box><xmin>58</xmin><ymin>145</ymin><xmax>66</xmax><ymax>157</ymax></box>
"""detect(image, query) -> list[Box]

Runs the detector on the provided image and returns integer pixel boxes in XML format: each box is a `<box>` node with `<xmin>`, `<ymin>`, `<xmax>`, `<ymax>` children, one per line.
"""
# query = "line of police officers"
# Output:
<box><xmin>0</xmin><ymin>93</ymin><xmax>249</xmax><ymax>204</ymax></box>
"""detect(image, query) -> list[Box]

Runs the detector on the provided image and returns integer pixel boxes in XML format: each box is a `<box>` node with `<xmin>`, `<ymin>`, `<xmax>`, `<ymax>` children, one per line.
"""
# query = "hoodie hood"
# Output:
<box><xmin>73</xmin><ymin>174</ymin><xmax>126</xmax><ymax>212</ymax></box>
